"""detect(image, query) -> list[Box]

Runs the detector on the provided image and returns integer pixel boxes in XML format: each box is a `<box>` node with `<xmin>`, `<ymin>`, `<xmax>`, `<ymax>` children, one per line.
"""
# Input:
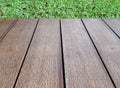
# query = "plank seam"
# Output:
<box><xmin>81</xmin><ymin>19</ymin><xmax>117</xmax><ymax>88</ymax></box>
<box><xmin>101</xmin><ymin>18</ymin><xmax>120</xmax><ymax>39</ymax></box>
<box><xmin>60</xmin><ymin>19</ymin><xmax>66</xmax><ymax>88</ymax></box>
<box><xmin>0</xmin><ymin>19</ymin><xmax>18</xmax><ymax>43</ymax></box>
<box><xmin>12</xmin><ymin>19</ymin><xmax>39</xmax><ymax>88</ymax></box>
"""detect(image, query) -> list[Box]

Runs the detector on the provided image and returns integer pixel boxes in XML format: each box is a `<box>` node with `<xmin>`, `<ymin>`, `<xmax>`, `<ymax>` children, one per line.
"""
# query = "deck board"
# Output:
<box><xmin>0</xmin><ymin>19</ymin><xmax>17</xmax><ymax>42</ymax></box>
<box><xmin>102</xmin><ymin>19</ymin><xmax>120</xmax><ymax>38</ymax></box>
<box><xmin>61</xmin><ymin>19</ymin><xmax>114</xmax><ymax>88</ymax></box>
<box><xmin>0</xmin><ymin>19</ymin><xmax>120</xmax><ymax>88</ymax></box>
<box><xmin>15</xmin><ymin>19</ymin><xmax>64</xmax><ymax>88</ymax></box>
<box><xmin>83</xmin><ymin>19</ymin><xmax>120</xmax><ymax>87</ymax></box>
<box><xmin>0</xmin><ymin>19</ymin><xmax>37</xmax><ymax>88</ymax></box>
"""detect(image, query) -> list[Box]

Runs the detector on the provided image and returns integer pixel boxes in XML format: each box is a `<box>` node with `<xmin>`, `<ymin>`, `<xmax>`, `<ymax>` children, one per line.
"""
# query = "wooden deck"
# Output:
<box><xmin>0</xmin><ymin>19</ymin><xmax>120</xmax><ymax>88</ymax></box>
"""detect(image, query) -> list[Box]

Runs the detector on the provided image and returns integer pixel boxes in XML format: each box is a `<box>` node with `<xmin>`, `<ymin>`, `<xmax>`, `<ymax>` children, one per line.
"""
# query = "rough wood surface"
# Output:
<box><xmin>102</xmin><ymin>19</ymin><xmax>120</xmax><ymax>38</ymax></box>
<box><xmin>61</xmin><ymin>19</ymin><xmax>114</xmax><ymax>88</ymax></box>
<box><xmin>0</xmin><ymin>19</ymin><xmax>120</xmax><ymax>88</ymax></box>
<box><xmin>15</xmin><ymin>19</ymin><xmax>64</xmax><ymax>88</ymax></box>
<box><xmin>83</xmin><ymin>19</ymin><xmax>120</xmax><ymax>87</ymax></box>
<box><xmin>0</xmin><ymin>19</ymin><xmax>37</xmax><ymax>88</ymax></box>
<box><xmin>0</xmin><ymin>19</ymin><xmax>17</xmax><ymax>41</ymax></box>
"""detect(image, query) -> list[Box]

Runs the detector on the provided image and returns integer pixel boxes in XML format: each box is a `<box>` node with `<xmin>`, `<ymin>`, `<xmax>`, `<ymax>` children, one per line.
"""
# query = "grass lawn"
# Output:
<box><xmin>0</xmin><ymin>0</ymin><xmax>120</xmax><ymax>18</ymax></box>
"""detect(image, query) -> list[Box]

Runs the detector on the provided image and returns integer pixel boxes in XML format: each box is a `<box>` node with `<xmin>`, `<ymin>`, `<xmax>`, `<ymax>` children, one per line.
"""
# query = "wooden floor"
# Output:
<box><xmin>0</xmin><ymin>19</ymin><xmax>120</xmax><ymax>88</ymax></box>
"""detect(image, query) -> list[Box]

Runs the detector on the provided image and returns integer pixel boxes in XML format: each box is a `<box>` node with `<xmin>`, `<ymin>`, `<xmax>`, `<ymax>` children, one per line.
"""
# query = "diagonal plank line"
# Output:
<box><xmin>12</xmin><ymin>19</ymin><xmax>39</xmax><ymax>88</ymax></box>
<box><xmin>81</xmin><ymin>19</ymin><xmax>117</xmax><ymax>88</ymax></box>
<box><xmin>59</xmin><ymin>19</ymin><xmax>66</xmax><ymax>88</ymax></box>
<box><xmin>0</xmin><ymin>19</ymin><xmax>18</xmax><ymax>43</ymax></box>
<box><xmin>101</xmin><ymin>18</ymin><xmax>120</xmax><ymax>39</ymax></box>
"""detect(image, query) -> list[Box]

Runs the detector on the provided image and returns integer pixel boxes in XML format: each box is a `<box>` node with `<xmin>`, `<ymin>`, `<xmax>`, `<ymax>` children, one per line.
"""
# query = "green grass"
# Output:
<box><xmin>0</xmin><ymin>0</ymin><xmax>120</xmax><ymax>18</ymax></box>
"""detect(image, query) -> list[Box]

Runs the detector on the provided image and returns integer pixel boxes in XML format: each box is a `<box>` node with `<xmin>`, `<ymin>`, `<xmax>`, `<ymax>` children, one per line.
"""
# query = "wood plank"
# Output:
<box><xmin>102</xmin><ymin>19</ymin><xmax>120</xmax><ymax>38</ymax></box>
<box><xmin>0</xmin><ymin>19</ymin><xmax>3</xmax><ymax>22</ymax></box>
<box><xmin>0</xmin><ymin>19</ymin><xmax>38</xmax><ymax>88</ymax></box>
<box><xmin>82</xmin><ymin>19</ymin><xmax>120</xmax><ymax>87</ymax></box>
<box><xmin>0</xmin><ymin>19</ymin><xmax>17</xmax><ymax>41</ymax></box>
<box><xmin>15</xmin><ymin>19</ymin><xmax>64</xmax><ymax>88</ymax></box>
<box><xmin>61</xmin><ymin>19</ymin><xmax>114</xmax><ymax>88</ymax></box>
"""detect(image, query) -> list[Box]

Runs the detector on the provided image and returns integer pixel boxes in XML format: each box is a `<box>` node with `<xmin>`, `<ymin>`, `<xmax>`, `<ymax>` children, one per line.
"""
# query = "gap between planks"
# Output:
<box><xmin>61</xmin><ymin>19</ymin><xmax>114</xmax><ymax>88</ymax></box>
<box><xmin>101</xmin><ymin>18</ymin><xmax>120</xmax><ymax>39</ymax></box>
<box><xmin>0</xmin><ymin>19</ymin><xmax>38</xmax><ymax>88</ymax></box>
<box><xmin>14</xmin><ymin>19</ymin><xmax>64</xmax><ymax>88</ymax></box>
<box><xmin>0</xmin><ymin>19</ymin><xmax>18</xmax><ymax>43</ymax></box>
<box><xmin>13</xmin><ymin>19</ymin><xmax>39</xmax><ymax>88</ymax></box>
<box><xmin>81</xmin><ymin>19</ymin><xmax>116</xmax><ymax>88</ymax></box>
<box><xmin>59</xmin><ymin>19</ymin><xmax>67</xmax><ymax>88</ymax></box>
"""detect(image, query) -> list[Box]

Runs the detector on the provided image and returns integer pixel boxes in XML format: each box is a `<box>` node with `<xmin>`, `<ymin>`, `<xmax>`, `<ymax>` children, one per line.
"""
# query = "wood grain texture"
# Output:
<box><xmin>83</xmin><ymin>19</ymin><xmax>120</xmax><ymax>87</ymax></box>
<box><xmin>102</xmin><ymin>19</ymin><xmax>120</xmax><ymax>38</ymax></box>
<box><xmin>15</xmin><ymin>19</ymin><xmax>64</xmax><ymax>88</ymax></box>
<box><xmin>61</xmin><ymin>19</ymin><xmax>114</xmax><ymax>88</ymax></box>
<box><xmin>0</xmin><ymin>19</ymin><xmax>37</xmax><ymax>88</ymax></box>
<box><xmin>0</xmin><ymin>19</ymin><xmax>17</xmax><ymax>41</ymax></box>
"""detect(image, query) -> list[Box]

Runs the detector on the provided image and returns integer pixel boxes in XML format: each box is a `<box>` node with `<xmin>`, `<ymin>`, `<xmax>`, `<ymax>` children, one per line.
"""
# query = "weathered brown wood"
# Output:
<box><xmin>61</xmin><ymin>19</ymin><xmax>114</xmax><ymax>88</ymax></box>
<box><xmin>102</xmin><ymin>19</ymin><xmax>120</xmax><ymax>38</ymax></box>
<box><xmin>0</xmin><ymin>19</ymin><xmax>17</xmax><ymax>41</ymax></box>
<box><xmin>0</xmin><ymin>19</ymin><xmax>38</xmax><ymax>88</ymax></box>
<box><xmin>0</xmin><ymin>19</ymin><xmax>16</xmax><ymax>36</ymax></box>
<box><xmin>83</xmin><ymin>19</ymin><xmax>120</xmax><ymax>87</ymax></box>
<box><xmin>15</xmin><ymin>19</ymin><xmax>63</xmax><ymax>88</ymax></box>
<box><xmin>0</xmin><ymin>19</ymin><xmax>3</xmax><ymax>22</ymax></box>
